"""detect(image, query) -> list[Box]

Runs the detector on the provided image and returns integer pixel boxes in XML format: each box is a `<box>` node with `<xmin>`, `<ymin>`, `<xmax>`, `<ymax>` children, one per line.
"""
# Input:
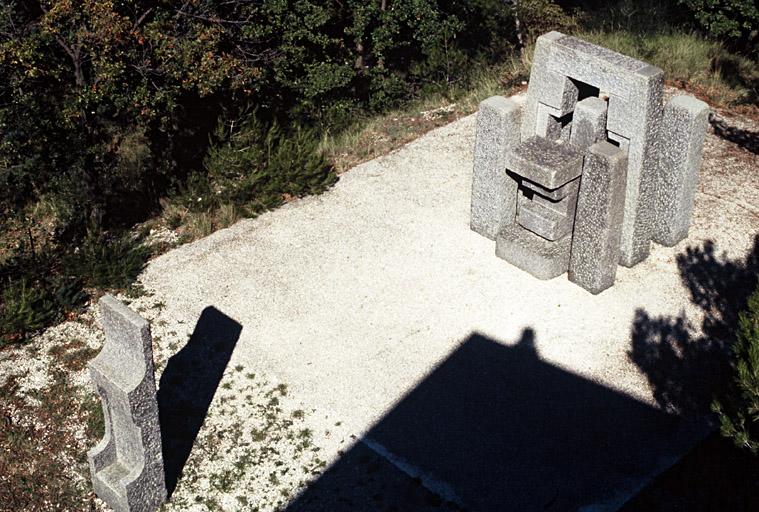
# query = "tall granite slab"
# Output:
<box><xmin>521</xmin><ymin>32</ymin><xmax>665</xmax><ymax>267</ymax></box>
<box><xmin>652</xmin><ymin>95</ymin><xmax>710</xmax><ymax>246</ymax></box>
<box><xmin>569</xmin><ymin>142</ymin><xmax>628</xmax><ymax>294</ymax></box>
<box><xmin>88</xmin><ymin>295</ymin><xmax>167</xmax><ymax>512</ymax></box>
<box><xmin>470</xmin><ymin>95</ymin><xmax>523</xmax><ymax>239</ymax></box>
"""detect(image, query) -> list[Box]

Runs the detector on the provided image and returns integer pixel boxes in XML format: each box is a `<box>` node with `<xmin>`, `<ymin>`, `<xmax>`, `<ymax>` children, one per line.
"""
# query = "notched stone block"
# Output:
<box><xmin>495</xmin><ymin>223</ymin><xmax>572</xmax><ymax>280</ymax></box>
<box><xmin>570</xmin><ymin>97</ymin><xmax>608</xmax><ymax>151</ymax></box>
<box><xmin>88</xmin><ymin>295</ymin><xmax>167</xmax><ymax>512</ymax></box>
<box><xmin>504</xmin><ymin>136</ymin><xmax>584</xmax><ymax>189</ymax></box>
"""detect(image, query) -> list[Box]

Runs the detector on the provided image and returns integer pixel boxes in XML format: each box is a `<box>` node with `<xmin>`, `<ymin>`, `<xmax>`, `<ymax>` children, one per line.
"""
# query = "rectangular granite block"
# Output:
<box><xmin>504</xmin><ymin>136</ymin><xmax>584</xmax><ymax>189</ymax></box>
<box><xmin>569</xmin><ymin>141</ymin><xmax>628</xmax><ymax>294</ymax></box>
<box><xmin>470</xmin><ymin>95</ymin><xmax>524</xmax><ymax>239</ymax></box>
<box><xmin>528</xmin><ymin>31</ymin><xmax>665</xmax><ymax>267</ymax></box>
<box><xmin>570</xmin><ymin>97</ymin><xmax>608</xmax><ymax>150</ymax></box>
<box><xmin>495</xmin><ymin>223</ymin><xmax>572</xmax><ymax>280</ymax></box>
<box><xmin>652</xmin><ymin>95</ymin><xmax>710</xmax><ymax>247</ymax></box>
<box><xmin>517</xmin><ymin>192</ymin><xmax>573</xmax><ymax>241</ymax></box>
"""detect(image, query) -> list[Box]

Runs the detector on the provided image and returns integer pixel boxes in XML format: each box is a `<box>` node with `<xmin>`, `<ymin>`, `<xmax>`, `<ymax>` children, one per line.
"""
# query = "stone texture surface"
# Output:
<box><xmin>470</xmin><ymin>95</ymin><xmax>523</xmax><ymax>239</ymax></box>
<box><xmin>517</xmin><ymin>192</ymin><xmax>573</xmax><ymax>241</ymax></box>
<box><xmin>652</xmin><ymin>95</ymin><xmax>710</xmax><ymax>246</ymax></box>
<box><xmin>569</xmin><ymin>142</ymin><xmax>629</xmax><ymax>294</ymax></box>
<box><xmin>121</xmin><ymin>105</ymin><xmax>759</xmax><ymax>512</ymax></box>
<box><xmin>495</xmin><ymin>223</ymin><xmax>572</xmax><ymax>280</ymax></box>
<box><xmin>520</xmin><ymin>30</ymin><xmax>665</xmax><ymax>267</ymax></box>
<box><xmin>504</xmin><ymin>136</ymin><xmax>584</xmax><ymax>189</ymax></box>
<box><xmin>570</xmin><ymin>96</ymin><xmax>608</xmax><ymax>150</ymax></box>
<box><xmin>522</xmin><ymin>176</ymin><xmax>579</xmax><ymax>201</ymax></box>
<box><xmin>521</xmin><ymin>31</ymin><xmax>570</xmax><ymax>140</ymax></box>
<box><xmin>88</xmin><ymin>295</ymin><xmax>167</xmax><ymax>512</ymax></box>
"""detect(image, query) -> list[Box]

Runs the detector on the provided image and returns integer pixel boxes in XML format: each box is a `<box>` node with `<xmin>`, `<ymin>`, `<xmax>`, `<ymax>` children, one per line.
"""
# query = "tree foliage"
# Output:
<box><xmin>714</xmin><ymin>285</ymin><xmax>759</xmax><ymax>453</ymax></box>
<box><xmin>679</xmin><ymin>0</ymin><xmax>758</xmax><ymax>47</ymax></box>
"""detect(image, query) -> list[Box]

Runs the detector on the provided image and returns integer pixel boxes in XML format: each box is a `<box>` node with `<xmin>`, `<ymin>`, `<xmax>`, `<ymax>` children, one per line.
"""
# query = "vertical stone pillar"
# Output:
<box><xmin>569</xmin><ymin>97</ymin><xmax>607</xmax><ymax>151</ymax></box>
<box><xmin>470</xmin><ymin>95</ymin><xmax>524</xmax><ymax>239</ymax></box>
<box><xmin>652</xmin><ymin>95</ymin><xmax>709</xmax><ymax>246</ymax></box>
<box><xmin>88</xmin><ymin>295</ymin><xmax>167</xmax><ymax>512</ymax></box>
<box><xmin>569</xmin><ymin>141</ymin><xmax>628</xmax><ymax>294</ymax></box>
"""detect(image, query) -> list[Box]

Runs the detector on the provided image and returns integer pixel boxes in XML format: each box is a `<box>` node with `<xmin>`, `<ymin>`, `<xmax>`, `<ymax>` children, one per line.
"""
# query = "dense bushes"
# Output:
<box><xmin>1</xmin><ymin>1</ymin><xmax>756</xmax><ymax>344</ymax></box>
<box><xmin>0</xmin><ymin>1</ymin><xmax>526</xmax><ymax>235</ymax></box>
<box><xmin>0</xmin><ymin>0</ymin><xmax>540</xmax><ymax>343</ymax></box>
<box><xmin>680</xmin><ymin>0</ymin><xmax>758</xmax><ymax>47</ymax></box>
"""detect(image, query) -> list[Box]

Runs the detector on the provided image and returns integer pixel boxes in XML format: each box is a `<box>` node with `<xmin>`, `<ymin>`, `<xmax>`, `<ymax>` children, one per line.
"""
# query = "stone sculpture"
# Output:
<box><xmin>88</xmin><ymin>295</ymin><xmax>167</xmax><ymax>512</ymax></box>
<box><xmin>471</xmin><ymin>31</ymin><xmax>709</xmax><ymax>294</ymax></box>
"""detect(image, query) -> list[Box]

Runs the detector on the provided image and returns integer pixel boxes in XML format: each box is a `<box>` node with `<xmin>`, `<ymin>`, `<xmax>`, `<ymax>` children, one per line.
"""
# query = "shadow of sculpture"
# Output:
<box><xmin>157</xmin><ymin>307</ymin><xmax>242</xmax><ymax>495</ymax></box>
<box><xmin>629</xmin><ymin>235</ymin><xmax>759</xmax><ymax>416</ymax></box>
<box><xmin>286</xmin><ymin>330</ymin><xmax>704</xmax><ymax>512</ymax></box>
<box><xmin>709</xmin><ymin>115</ymin><xmax>759</xmax><ymax>155</ymax></box>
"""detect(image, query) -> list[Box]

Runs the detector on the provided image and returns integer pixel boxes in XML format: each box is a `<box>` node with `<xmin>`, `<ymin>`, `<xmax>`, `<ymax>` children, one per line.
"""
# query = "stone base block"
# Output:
<box><xmin>495</xmin><ymin>224</ymin><xmax>571</xmax><ymax>280</ymax></box>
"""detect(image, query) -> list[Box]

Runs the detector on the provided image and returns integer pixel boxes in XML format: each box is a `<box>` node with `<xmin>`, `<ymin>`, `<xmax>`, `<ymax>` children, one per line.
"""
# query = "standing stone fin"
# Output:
<box><xmin>88</xmin><ymin>294</ymin><xmax>167</xmax><ymax>512</ymax></box>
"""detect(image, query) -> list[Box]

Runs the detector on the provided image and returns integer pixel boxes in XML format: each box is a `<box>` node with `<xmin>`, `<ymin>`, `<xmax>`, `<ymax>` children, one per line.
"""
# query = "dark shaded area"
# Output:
<box><xmin>630</xmin><ymin>236</ymin><xmax>759</xmax><ymax>416</ymax></box>
<box><xmin>625</xmin><ymin>237</ymin><xmax>759</xmax><ymax>508</ymax></box>
<box><xmin>709</xmin><ymin>115</ymin><xmax>759</xmax><ymax>155</ymax></box>
<box><xmin>621</xmin><ymin>431</ymin><xmax>759</xmax><ymax>511</ymax></box>
<box><xmin>287</xmin><ymin>330</ymin><xmax>704</xmax><ymax>512</ymax></box>
<box><xmin>157</xmin><ymin>307</ymin><xmax>241</xmax><ymax>495</ymax></box>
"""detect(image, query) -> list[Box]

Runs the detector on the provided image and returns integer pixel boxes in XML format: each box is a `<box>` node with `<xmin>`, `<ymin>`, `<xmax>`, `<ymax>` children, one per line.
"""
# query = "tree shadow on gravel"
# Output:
<box><xmin>709</xmin><ymin>115</ymin><xmax>759</xmax><ymax>155</ymax></box>
<box><xmin>629</xmin><ymin>235</ymin><xmax>759</xmax><ymax>417</ymax></box>
<box><xmin>157</xmin><ymin>307</ymin><xmax>242</xmax><ymax>496</ymax></box>
<box><xmin>623</xmin><ymin>235</ymin><xmax>759</xmax><ymax>510</ymax></box>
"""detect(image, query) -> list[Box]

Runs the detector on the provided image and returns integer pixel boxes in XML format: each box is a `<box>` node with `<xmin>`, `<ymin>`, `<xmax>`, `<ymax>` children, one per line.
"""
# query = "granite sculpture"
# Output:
<box><xmin>470</xmin><ymin>31</ymin><xmax>709</xmax><ymax>294</ymax></box>
<box><xmin>88</xmin><ymin>295</ymin><xmax>167</xmax><ymax>512</ymax></box>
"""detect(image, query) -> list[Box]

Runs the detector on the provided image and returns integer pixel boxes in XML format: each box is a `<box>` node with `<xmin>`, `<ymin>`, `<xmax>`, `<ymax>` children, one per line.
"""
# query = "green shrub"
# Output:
<box><xmin>67</xmin><ymin>229</ymin><xmax>151</xmax><ymax>292</ymax></box>
<box><xmin>714</xmin><ymin>285</ymin><xmax>759</xmax><ymax>452</ymax></box>
<box><xmin>202</xmin><ymin>112</ymin><xmax>336</xmax><ymax>215</ymax></box>
<box><xmin>680</xmin><ymin>0</ymin><xmax>759</xmax><ymax>45</ymax></box>
<box><xmin>0</xmin><ymin>279</ymin><xmax>59</xmax><ymax>345</ymax></box>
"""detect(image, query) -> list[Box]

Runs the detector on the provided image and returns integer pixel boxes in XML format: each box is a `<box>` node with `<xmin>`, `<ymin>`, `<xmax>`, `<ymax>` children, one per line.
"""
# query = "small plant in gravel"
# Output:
<box><xmin>164</xmin><ymin>370</ymin><xmax>330</xmax><ymax>512</ymax></box>
<box><xmin>0</xmin><ymin>367</ymin><xmax>102</xmax><ymax>510</ymax></box>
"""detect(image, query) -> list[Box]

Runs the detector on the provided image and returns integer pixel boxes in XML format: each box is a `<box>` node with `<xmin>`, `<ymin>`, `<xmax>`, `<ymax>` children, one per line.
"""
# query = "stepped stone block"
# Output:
<box><xmin>470</xmin><ymin>95</ymin><xmax>523</xmax><ymax>239</ymax></box>
<box><xmin>569</xmin><ymin>142</ymin><xmax>628</xmax><ymax>294</ymax></box>
<box><xmin>495</xmin><ymin>223</ymin><xmax>572</xmax><ymax>280</ymax></box>
<box><xmin>521</xmin><ymin>176</ymin><xmax>579</xmax><ymax>201</ymax></box>
<box><xmin>652</xmin><ymin>95</ymin><xmax>710</xmax><ymax>246</ymax></box>
<box><xmin>504</xmin><ymin>136</ymin><xmax>584</xmax><ymax>189</ymax></box>
<box><xmin>88</xmin><ymin>295</ymin><xmax>167</xmax><ymax>512</ymax></box>
<box><xmin>517</xmin><ymin>192</ymin><xmax>571</xmax><ymax>241</ymax></box>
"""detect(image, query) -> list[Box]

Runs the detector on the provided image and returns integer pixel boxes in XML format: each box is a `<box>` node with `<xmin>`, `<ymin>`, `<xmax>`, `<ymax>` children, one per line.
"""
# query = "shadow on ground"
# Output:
<box><xmin>157</xmin><ymin>307</ymin><xmax>242</xmax><ymax>495</ymax></box>
<box><xmin>286</xmin><ymin>330</ymin><xmax>704</xmax><ymax>512</ymax></box>
<box><xmin>709</xmin><ymin>115</ymin><xmax>759</xmax><ymax>155</ymax></box>
<box><xmin>629</xmin><ymin>235</ymin><xmax>759</xmax><ymax>416</ymax></box>
<box><xmin>621</xmin><ymin>236</ymin><xmax>759</xmax><ymax>509</ymax></box>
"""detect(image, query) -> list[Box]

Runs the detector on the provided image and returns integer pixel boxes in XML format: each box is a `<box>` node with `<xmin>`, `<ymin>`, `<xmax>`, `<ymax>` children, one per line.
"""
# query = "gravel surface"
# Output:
<box><xmin>2</xmin><ymin>93</ymin><xmax>756</xmax><ymax>511</ymax></box>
